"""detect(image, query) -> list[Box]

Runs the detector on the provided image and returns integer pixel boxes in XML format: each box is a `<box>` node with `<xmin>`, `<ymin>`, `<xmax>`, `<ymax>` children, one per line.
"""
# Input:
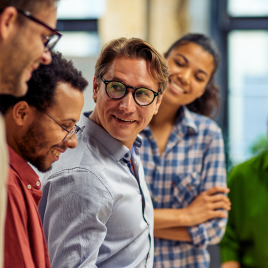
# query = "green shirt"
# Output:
<box><xmin>220</xmin><ymin>151</ymin><xmax>268</xmax><ymax>268</ymax></box>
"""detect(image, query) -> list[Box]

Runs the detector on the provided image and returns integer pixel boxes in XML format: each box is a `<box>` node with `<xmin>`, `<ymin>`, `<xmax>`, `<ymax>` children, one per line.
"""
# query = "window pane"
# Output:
<box><xmin>228</xmin><ymin>30</ymin><xmax>268</xmax><ymax>164</ymax></box>
<box><xmin>54</xmin><ymin>32</ymin><xmax>101</xmax><ymax>57</ymax></box>
<box><xmin>228</xmin><ymin>0</ymin><xmax>268</xmax><ymax>17</ymax></box>
<box><xmin>57</xmin><ymin>0</ymin><xmax>106</xmax><ymax>19</ymax></box>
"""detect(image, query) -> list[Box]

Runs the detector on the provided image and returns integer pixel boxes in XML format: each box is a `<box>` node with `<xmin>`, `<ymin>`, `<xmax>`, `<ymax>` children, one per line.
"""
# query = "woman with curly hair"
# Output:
<box><xmin>139</xmin><ymin>33</ymin><xmax>230</xmax><ymax>268</ymax></box>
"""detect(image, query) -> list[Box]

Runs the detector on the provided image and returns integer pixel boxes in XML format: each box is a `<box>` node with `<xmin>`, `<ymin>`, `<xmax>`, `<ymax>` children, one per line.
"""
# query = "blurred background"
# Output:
<box><xmin>54</xmin><ymin>0</ymin><xmax>268</xmax><ymax>169</ymax></box>
<box><xmin>53</xmin><ymin>0</ymin><xmax>268</xmax><ymax>266</ymax></box>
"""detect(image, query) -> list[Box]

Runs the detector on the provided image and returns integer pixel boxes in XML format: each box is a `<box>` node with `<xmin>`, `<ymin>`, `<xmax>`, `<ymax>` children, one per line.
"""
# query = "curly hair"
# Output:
<box><xmin>164</xmin><ymin>33</ymin><xmax>220</xmax><ymax>118</ymax></box>
<box><xmin>0</xmin><ymin>51</ymin><xmax>88</xmax><ymax>115</ymax></box>
<box><xmin>95</xmin><ymin>37</ymin><xmax>169</xmax><ymax>97</ymax></box>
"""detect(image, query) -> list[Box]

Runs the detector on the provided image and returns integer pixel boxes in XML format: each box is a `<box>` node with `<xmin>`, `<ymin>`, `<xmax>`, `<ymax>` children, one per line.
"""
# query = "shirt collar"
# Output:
<box><xmin>8</xmin><ymin>145</ymin><xmax>39</xmax><ymax>188</ymax></box>
<box><xmin>174</xmin><ymin>106</ymin><xmax>198</xmax><ymax>136</ymax></box>
<box><xmin>81</xmin><ymin>113</ymin><xmax>134</xmax><ymax>162</ymax></box>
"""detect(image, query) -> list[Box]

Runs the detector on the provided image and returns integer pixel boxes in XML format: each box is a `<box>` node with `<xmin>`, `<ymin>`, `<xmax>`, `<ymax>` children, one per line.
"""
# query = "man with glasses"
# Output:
<box><xmin>0</xmin><ymin>0</ymin><xmax>61</xmax><ymax>97</ymax></box>
<box><xmin>0</xmin><ymin>52</ymin><xmax>88</xmax><ymax>268</ymax></box>
<box><xmin>39</xmin><ymin>37</ymin><xmax>169</xmax><ymax>268</ymax></box>
<box><xmin>0</xmin><ymin>1</ymin><xmax>61</xmax><ymax>266</ymax></box>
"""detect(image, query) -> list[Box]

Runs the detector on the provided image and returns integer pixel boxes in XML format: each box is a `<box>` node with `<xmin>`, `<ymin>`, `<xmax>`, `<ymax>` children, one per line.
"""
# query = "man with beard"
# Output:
<box><xmin>0</xmin><ymin>1</ymin><xmax>61</xmax><ymax>266</ymax></box>
<box><xmin>0</xmin><ymin>52</ymin><xmax>88</xmax><ymax>268</ymax></box>
<box><xmin>39</xmin><ymin>37</ymin><xmax>169</xmax><ymax>268</ymax></box>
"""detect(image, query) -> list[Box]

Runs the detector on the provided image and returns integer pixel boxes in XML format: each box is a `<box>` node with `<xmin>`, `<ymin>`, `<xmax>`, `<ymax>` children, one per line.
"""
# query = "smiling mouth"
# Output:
<box><xmin>113</xmin><ymin>115</ymin><xmax>135</xmax><ymax>122</ymax></box>
<box><xmin>169</xmin><ymin>80</ymin><xmax>184</xmax><ymax>93</ymax></box>
<box><xmin>51</xmin><ymin>148</ymin><xmax>61</xmax><ymax>157</ymax></box>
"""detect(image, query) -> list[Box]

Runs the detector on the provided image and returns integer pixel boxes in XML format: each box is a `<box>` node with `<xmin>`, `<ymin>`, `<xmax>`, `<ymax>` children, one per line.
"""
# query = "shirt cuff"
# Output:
<box><xmin>187</xmin><ymin>224</ymin><xmax>208</xmax><ymax>249</ymax></box>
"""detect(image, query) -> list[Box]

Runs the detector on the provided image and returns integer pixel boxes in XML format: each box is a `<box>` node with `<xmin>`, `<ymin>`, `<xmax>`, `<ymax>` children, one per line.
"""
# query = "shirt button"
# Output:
<box><xmin>153</xmin><ymin>197</ymin><xmax>158</xmax><ymax>202</ymax></box>
<box><xmin>154</xmin><ymin>251</ymin><xmax>158</xmax><ymax>256</ymax></box>
<box><xmin>149</xmin><ymin>135</ymin><xmax>154</xmax><ymax>140</ymax></box>
<box><xmin>27</xmin><ymin>185</ymin><xmax>31</xmax><ymax>190</ymax></box>
<box><xmin>156</xmin><ymin>166</ymin><xmax>160</xmax><ymax>172</ymax></box>
<box><xmin>36</xmin><ymin>181</ymin><xmax>40</xmax><ymax>187</ymax></box>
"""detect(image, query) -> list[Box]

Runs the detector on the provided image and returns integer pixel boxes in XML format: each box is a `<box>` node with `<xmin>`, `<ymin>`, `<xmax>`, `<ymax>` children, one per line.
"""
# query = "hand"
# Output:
<box><xmin>182</xmin><ymin>186</ymin><xmax>231</xmax><ymax>226</ymax></box>
<box><xmin>221</xmin><ymin>261</ymin><xmax>240</xmax><ymax>268</ymax></box>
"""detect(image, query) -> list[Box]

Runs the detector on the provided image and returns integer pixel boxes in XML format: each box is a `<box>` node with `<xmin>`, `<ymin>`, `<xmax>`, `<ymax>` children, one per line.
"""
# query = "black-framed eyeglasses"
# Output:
<box><xmin>0</xmin><ymin>8</ymin><xmax>62</xmax><ymax>52</ymax></box>
<box><xmin>100</xmin><ymin>76</ymin><xmax>159</xmax><ymax>106</ymax></box>
<box><xmin>44</xmin><ymin>112</ymin><xmax>85</xmax><ymax>142</ymax></box>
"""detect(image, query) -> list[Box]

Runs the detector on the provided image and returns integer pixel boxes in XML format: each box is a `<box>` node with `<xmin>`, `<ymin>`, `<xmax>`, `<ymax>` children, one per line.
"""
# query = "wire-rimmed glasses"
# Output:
<box><xmin>44</xmin><ymin>112</ymin><xmax>85</xmax><ymax>142</ymax></box>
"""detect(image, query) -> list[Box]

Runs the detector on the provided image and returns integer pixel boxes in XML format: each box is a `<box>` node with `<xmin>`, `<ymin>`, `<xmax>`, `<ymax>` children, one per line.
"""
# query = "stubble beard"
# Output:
<box><xmin>19</xmin><ymin>120</ymin><xmax>52</xmax><ymax>173</ymax></box>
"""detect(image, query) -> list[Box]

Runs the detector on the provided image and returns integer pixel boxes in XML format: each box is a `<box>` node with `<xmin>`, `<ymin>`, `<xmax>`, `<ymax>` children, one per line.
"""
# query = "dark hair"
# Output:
<box><xmin>165</xmin><ymin>33</ymin><xmax>220</xmax><ymax>118</ymax></box>
<box><xmin>0</xmin><ymin>0</ymin><xmax>58</xmax><ymax>13</ymax></box>
<box><xmin>95</xmin><ymin>37</ymin><xmax>169</xmax><ymax>96</ymax></box>
<box><xmin>0</xmin><ymin>51</ymin><xmax>88</xmax><ymax>115</ymax></box>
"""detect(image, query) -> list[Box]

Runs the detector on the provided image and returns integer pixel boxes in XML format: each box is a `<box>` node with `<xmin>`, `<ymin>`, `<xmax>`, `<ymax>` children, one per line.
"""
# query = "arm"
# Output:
<box><xmin>4</xmin><ymin>185</ymin><xmax>36</xmax><ymax>268</ymax></box>
<box><xmin>154</xmin><ymin>186</ymin><xmax>230</xmax><ymax>229</ymax></box>
<box><xmin>154</xmin><ymin>227</ymin><xmax>191</xmax><ymax>241</ymax></box>
<box><xmin>221</xmin><ymin>261</ymin><xmax>240</xmax><ymax>268</ymax></box>
<box><xmin>219</xmin><ymin>168</ymin><xmax>241</xmax><ymax>265</ymax></box>
<box><xmin>186</xmin><ymin>127</ymin><xmax>228</xmax><ymax>247</ymax></box>
<box><xmin>39</xmin><ymin>168</ymin><xmax>113</xmax><ymax>268</ymax></box>
<box><xmin>154</xmin><ymin>127</ymin><xmax>228</xmax><ymax>246</ymax></box>
<box><xmin>154</xmin><ymin>186</ymin><xmax>230</xmax><ymax>241</ymax></box>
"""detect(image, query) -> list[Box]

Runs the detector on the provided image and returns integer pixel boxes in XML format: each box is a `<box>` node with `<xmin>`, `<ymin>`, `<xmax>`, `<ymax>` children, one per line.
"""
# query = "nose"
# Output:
<box><xmin>65</xmin><ymin>133</ymin><xmax>78</xmax><ymax>149</ymax></box>
<box><xmin>40</xmin><ymin>50</ymin><xmax>52</xmax><ymax>65</ymax></box>
<box><xmin>119</xmin><ymin>91</ymin><xmax>136</xmax><ymax>113</ymax></box>
<box><xmin>179</xmin><ymin>68</ymin><xmax>191</xmax><ymax>85</ymax></box>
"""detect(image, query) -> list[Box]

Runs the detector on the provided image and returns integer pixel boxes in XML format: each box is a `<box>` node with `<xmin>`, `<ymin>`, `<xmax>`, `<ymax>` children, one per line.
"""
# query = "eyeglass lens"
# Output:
<box><xmin>63</xmin><ymin>126</ymin><xmax>81</xmax><ymax>142</ymax></box>
<box><xmin>106</xmin><ymin>81</ymin><xmax>155</xmax><ymax>106</ymax></box>
<box><xmin>45</xmin><ymin>35</ymin><xmax>60</xmax><ymax>51</ymax></box>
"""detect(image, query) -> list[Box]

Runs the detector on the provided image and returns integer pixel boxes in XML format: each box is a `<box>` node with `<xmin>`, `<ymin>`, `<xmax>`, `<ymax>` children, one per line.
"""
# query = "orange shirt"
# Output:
<box><xmin>4</xmin><ymin>146</ymin><xmax>50</xmax><ymax>268</ymax></box>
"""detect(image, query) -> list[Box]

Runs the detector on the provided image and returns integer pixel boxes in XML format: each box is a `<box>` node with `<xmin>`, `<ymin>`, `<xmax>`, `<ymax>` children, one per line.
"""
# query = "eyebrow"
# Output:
<box><xmin>62</xmin><ymin>119</ymin><xmax>76</xmax><ymax>123</ymax></box>
<box><xmin>108</xmin><ymin>76</ymin><xmax>152</xmax><ymax>89</ymax></box>
<box><xmin>176</xmin><ymin>53</ymin><xmax>208</xmax><ymax>77</ymax></box>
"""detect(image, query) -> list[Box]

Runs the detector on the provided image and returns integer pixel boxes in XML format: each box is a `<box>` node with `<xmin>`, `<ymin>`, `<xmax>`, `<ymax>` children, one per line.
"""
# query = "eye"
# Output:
<box><xmin>62</xmin><ymin>124</ymin><xmax>70</xmax><ymax>129</ymax></box>
<box><xmin>175</xmin><ymin>60</ymin><xmax>184</xmax><ymax>67</ymax></box>
<box><xmin>195</xmin><ymin>73</ymin><xmax>207</xmax><ymax>82</ymax></box>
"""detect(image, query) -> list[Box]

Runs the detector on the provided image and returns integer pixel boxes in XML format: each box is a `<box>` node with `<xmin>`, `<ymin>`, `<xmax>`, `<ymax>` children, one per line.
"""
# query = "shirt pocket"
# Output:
<box><xmin>172</xmin><ymin>172</ymin><xmax>200</xmax><ymax>208</ymax></box>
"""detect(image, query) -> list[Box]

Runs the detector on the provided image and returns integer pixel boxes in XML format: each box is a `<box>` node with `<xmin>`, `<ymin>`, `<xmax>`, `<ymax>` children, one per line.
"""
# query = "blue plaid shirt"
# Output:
<box><xmin>139</xmin><ymin>106</ymin><xmax>227</xmax><ymax>268</ymax></box>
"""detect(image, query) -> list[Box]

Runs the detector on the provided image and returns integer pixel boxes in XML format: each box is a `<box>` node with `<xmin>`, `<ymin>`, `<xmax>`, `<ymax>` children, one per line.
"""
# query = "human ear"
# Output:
<box><xmin>92</xmin><ymin>76</ymin><xmax>99</xmax><ymax>102</ymax></box>
<box><xmin>12</xmin><ymin>101</ymin><xmax>32</xmax><ymax>127</ymax></box>
<box><xmin>153</xmin><ymin>95</ymin><xmax>163</xmax><ymax>115</ymax></box>
<box><xmin>0</xmin><ymin>7</ymin><xmax>18</xmax><ymax>41</ymax></box>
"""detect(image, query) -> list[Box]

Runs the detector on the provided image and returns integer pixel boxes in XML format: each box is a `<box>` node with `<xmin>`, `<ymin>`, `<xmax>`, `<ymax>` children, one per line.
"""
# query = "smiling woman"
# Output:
<box><xmin>139</xmin><ymin>33</ymin><xmax>229</xmax><ymax>268</ymax></box>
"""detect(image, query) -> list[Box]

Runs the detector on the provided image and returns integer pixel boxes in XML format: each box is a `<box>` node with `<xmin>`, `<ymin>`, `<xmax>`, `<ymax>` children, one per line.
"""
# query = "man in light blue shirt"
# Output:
<box><xmin>39</xmin><ymin>37</ymin><xmax>169</xmax><ymax>268</ymax></box>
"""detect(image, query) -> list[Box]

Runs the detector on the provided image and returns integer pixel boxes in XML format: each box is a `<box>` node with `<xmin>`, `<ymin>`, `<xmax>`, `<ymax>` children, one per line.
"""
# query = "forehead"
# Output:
<box><xmin>104</xmin><ymin>56</ymin><xmax>158</xmax><ymax>90</ymax></box>
<box><xmin>47</xmin><ymin>82</ymin><xmax>84</xmax><ymax>117</ymax></box>
<box><xmin>32</xmin><ymin>4</ymin><xmax>57</xmax><ymax>29</ymax></box>
<box><xmin>169</xmin><ymin>42</ymin><xmax>214</xmax><ymax>70</ymax></box>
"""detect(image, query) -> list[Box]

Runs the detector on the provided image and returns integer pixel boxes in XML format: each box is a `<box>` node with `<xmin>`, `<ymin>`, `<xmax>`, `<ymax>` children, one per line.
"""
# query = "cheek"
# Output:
<box><xmin>168</xmin><ymin>62</ymin><xmax>180</xmax><ymax>75</ymax></box>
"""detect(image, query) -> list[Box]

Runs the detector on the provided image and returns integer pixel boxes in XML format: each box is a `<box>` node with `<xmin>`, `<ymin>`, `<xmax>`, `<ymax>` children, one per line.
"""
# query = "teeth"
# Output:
<box><xmin>115</xmin><ymin>116</ymin><xmax>134</xmax><ymax>122</ymax></box>
<box><xmin>170</xmin><ymin>81</ymin><xmax>184</xmax><ymax>93</ymax></box>
<box><xmin>51</xmin><ymin>148</ymin><xmax>61</xmax><ymax>157</ymax></box>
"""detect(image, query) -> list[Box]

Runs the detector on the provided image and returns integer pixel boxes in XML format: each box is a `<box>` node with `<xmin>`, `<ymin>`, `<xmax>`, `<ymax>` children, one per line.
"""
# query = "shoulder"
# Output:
<box><xmin>192</xmin><ymin>112</ymin><xmax>221</xmax><ymax>134</ymax></box>
<box><xmin>184</xmin><ymin>110</ymin><xmax>223</xmax><ymax>143</ymax></box>
<box><xmin>229</xmin><ymin>151</ymin><xmax>268</xmax><ymax>182</ymax></box>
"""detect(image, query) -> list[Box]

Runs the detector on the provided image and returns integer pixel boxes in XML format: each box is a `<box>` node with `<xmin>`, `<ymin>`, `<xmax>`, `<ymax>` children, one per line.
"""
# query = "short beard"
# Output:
<box><xmin>19</xmin><ymin>120</ymin><xmax>51</xmax><ymax>173</ymax></box>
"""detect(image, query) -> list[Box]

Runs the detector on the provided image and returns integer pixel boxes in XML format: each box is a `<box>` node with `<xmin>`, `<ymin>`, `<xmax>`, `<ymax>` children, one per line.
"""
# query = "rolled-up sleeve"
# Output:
<box><xmin>187</xmin><ymin>128</ymin><xmax>227</xmax><ymax>248</ymax></box>
<box><xmin>39</xmin><ymin>167</ymin><xmax>114</xmax><ymax>268</ymax></box>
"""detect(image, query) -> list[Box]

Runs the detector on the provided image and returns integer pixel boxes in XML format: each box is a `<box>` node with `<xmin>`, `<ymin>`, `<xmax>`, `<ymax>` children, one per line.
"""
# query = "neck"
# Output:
<box><xmin>151</xmin><ymin>98</ymin><xmax>181</xmax><ymax>127</ymax></box>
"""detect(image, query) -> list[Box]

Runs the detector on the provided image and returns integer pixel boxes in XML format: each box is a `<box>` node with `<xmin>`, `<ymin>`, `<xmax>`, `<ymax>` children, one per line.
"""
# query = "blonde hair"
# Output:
<box><xmin>95</xmin><ymin>37</ymin><xmax>169</xmax><ymax>96</ymax></box>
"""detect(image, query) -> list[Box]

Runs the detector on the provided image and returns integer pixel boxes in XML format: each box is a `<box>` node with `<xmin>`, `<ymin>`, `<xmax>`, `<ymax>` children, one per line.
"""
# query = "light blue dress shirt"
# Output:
<box><xmin>39</xmin><ymin>114</ymin><xmax>154</xmax><ymax>268</ymax></box>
